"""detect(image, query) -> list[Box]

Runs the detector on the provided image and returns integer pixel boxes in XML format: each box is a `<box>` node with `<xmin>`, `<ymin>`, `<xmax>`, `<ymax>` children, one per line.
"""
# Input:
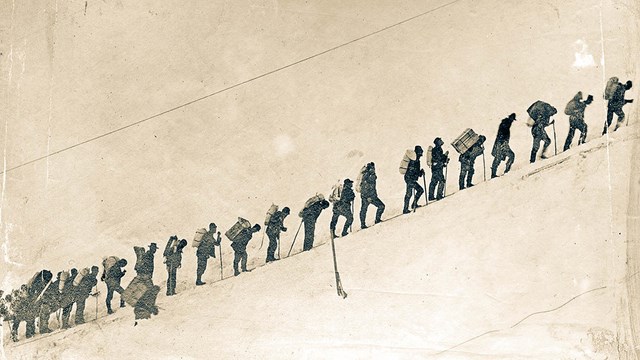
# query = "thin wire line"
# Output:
<box><xmin>1</xmin><ymin>0</ymin><xmax>463</xmax><ymax>175</ymax></box>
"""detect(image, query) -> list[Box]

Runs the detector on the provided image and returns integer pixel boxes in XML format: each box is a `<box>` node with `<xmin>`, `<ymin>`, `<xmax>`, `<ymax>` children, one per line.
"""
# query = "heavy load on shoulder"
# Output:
<box><xmin>564</xmin><ymin>99</ymin><xmax>578</xmax><ymax>115</ymax></box>
<box><xmin>73</xmin><ymin>268</ymin><xmax>90</xmax><ymax>287</ymax></box>
<box><xmin>399</xmin><ymin>150</ymin><xmax>417</xmax><ymax>174</ymax></box>
<box><xmin>59</xmin><ymin>270</ymin><xmax>70</xmax><ymax>291</ymax></box>
<box><xmin>192</xmin><ymin>228</ymin><xmax>207</xmax><ymax>248</ymax></box>
<box><xmin>527</xmin><ymin>100</ymin><xmax>557</xmax><ymax>120</ymax></box>
<box><xmin>451</xmin><ymin>128</ymin><xmax>480</xmax><ymax>155</ymax></box>
<box><xmin>299</xmin><ymin>194</ymin><xmax>325</xmax><ymax>217</ymax></box>
<box><xmin>265</xmin><ymin>204</ymin><xmax>278</xmax><ymax>225</ymax></box>
<box><xmin>123</xmin><ymin>276</ymin><xmax>153</xmax><ymax>307</ymax></box>
<box><xmin>225</xmin><ymin>217</ymin><xmax>252</xmax><ymax>241</ymax></box>
<box><xmin>426</xmin><ymin>146</ymin><xmax>433</xmax><ymax>167</ymax></box>
<box><xmin>604</xmin><ymin>77</ymin><xmax>619</xmax><ymax>100</ymax></box>
<box><xmin>328</xmin><ymin>181</ymin><xmax>343</xmax><ymax>203</ymax></box>
<box><xmin>103</xmin><ymin>256</ymin><xmax>120</xmax><ymax>272</ymax></box>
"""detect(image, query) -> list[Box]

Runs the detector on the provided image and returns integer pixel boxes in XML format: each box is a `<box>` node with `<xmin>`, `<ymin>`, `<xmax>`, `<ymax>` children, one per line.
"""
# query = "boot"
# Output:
<box><xmin>107</xmin><ymin>304</ymin><xmax>113</xmax><ymax>314</ymax></box>
<box><xmin>196</xmin><ymin>279</ymin><xmax>206</xmax><ymax>286</ymax></box>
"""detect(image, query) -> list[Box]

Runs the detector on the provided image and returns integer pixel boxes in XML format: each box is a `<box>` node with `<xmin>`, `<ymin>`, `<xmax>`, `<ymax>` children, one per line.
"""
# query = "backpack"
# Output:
<box><xmin>564</xmin><ymin>99</ymin><xmax>578</xmax><ymax>115</ymax></box>
<box><xmin>102</xmin><ymin>256</ymin><xmax>120</xmax><ymax>276</ymax></box>
<box><xmin>355</xmin><ymin>165</ymin><xmax>367</xmax><ymax>193</ymax></box>
<box><xmin>426</xmin><ymin>146</ymin><xmax>433</xmax><ymax>168</ymax></box>
<box><xmin>73</xmin><ymin>268</ymin><xmax>90</xmax><ymax>287</ymax></box>
<box><xmin>299</xmin><ymin>194</ymin><xmax>325</xmax><ymax>217</ymax></box>
<box><xmin>604</xmin><ymin>77</ymin><xmax>619</xmax><ymax>100</ymax></box>
<box><xmin>225</xmin><ymin>217</ymin><xmax>252</xmax><ymax>241</ymax></box>
<box><xmin>328</xmin><ymin>182</ymin><xmax>343</xmax><ymax>203</ymax></box>
<box><xmin>399</xmin><ymin>150</ymin><xmax>417</xmax><ymax>174</ymax></box>
<box><xmin>163</xmin><ymin>238</ymin><xmax>178</xmax><ymax>258</ymax></box>
<box><xmin>192</xmin><ymin>228</ymin><xmax>207</xmax><ymax>248</ymax></box>
<box><xmin>265</xmin><ymin>204</ymin><xmax>278</xmax><ymax>225</ymax></box>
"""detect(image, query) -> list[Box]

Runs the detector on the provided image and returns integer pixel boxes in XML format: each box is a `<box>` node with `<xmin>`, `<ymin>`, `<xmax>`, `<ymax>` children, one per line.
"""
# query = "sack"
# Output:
<box><xmin>564</xmin><ymin>99</ymin><xmax>578</xmax><ymax>115</ymax></box>
<box><xmin>265</xmin><ymin>204</ymin><xmax>278</xmax><ymax>225</ymax></box>
<box><xmin>299</xmin><ymin>194</ymin><xmax>325</xmax><ymax>217</ymax></box>
<box><xmin>399</xmin><ymin>150</ymin><xmax>417</xmax><ymax>174</ymax></box>
<box><xmin>355</xmin><ymin>165</ymin><xmax>367</xmax><ymax>193</ymax></box>
<box><xmin>163</xmin><ymin>238</ymin><xmax>178</xmax><ymax>258</ymax></box>
<box><xmin>123</xmin><ymin>276</ymin><xmax>152</xmax><ymax>307</ymax></box>
<box><xmin>451</xmin><ymin>128</ymin><xmax>480</xmax><ymax>155</ymax></box>
<box><xmin>328</xmin><ymin>182</ymin><xmax>343</xmax><ymax>203</ymax></box>
<box><xmin>527</xmin><ymin>100</ymin><xmax>557</xmax><ymax>121</ymax></box>
<box><xmin>59</xmin><ymin>271</ymin><xmax>70</xmax><ymax>291</ymax></box>
<box><xmin>73</xmin><ymin>268</ymin><xmax>90</xmax><ymax>287</ymax></box>
<box><xmin>192</xmin><ymin>228</ymin><xmax>207</xmax><ymax>248</ymax></box>
<box><xmin>604</xmin><ymin>77</ymin><xmax>619</xmax><ymax>100</ymax></box>
<box><xmin>225</xmin><ymin>217</ymin><xmax>252</xmax><ymax>241</ymax></box>
<box><xmin>103</xmin><ymin>256</ymin><xmax>120</xmax><ymax>272</ymax></box>
<box><xmin>426</xmin><ymin>146</ymin><xmax>433</xmax><ymax>168</ymax></box>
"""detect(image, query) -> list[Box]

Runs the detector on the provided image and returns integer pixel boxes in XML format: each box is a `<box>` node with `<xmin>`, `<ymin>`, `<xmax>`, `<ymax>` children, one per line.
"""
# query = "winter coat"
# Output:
<box><xmin>301</xmin><ymin>201</ymin><xmax>327</xmax><ymax>223</ymax></box>
<box><xmin>459</xmin><ymin>142</ymin><xmax>484</xmax><ymax>165</ymax></box>
<box><xmin>609</xmin><ymin>83</ymin><xmax>629</xmax><ymax>109</ymax></box>
<box><xmin>360</xmin><ymin>168</ymin><xmax>378</xmax><ymax>198</ymax></box>
<box><xmin>404</xmin><ymin>158</ymin><xmax>423</xmax><ymax>183</ymax></box>
<box><xmin>76</xmin><ymin>273</ymin><xmax>98</xmax><ymax>300</ymax></box>
<box><xmin>59</xmin><ymin>275</ymin><xmax>77</xmax><ymax>308</ymax></box>
<box><xmin>134</xmin><ymin>247</ymin><xmax>156</xmax><ymax>277</ymax></box>
<box><xmin>165</xmin><ymin>248</ymin><xmax>184</xmax><ymax>270</ymax></box>
<box><xmin>196</xmin><ymin>231</ymin><xmax>217</xmax><ymax>259</ymax></box>
<box><xmin>431</xmin><ymin>145</ymin><xmax>448</xmax><ymax>170</ymax></box>
<box><xmin>492</xmin><ymin>117</ymin><xmax>515</xmax><ymax>156</ymax></box>
<box><xmin>266</xmin><ymin>211</ymin><xmax>287</xmax><ymax>237</ymax></box>
<box><xmin>333</xmin><ymin>184</ymin><xmax>355</xmax><ymax>214</ymax></box>
<box><xmin>27</xmin><ymin>270</ymin><xmax>53</xmax><ymax>300</ymax></box>
<box><xmin>41</xmin><ymin>279</ymin><xmax>62</xmax><ymax>310</ymax></box>
<box><xmin>105</xmin><ymin>265</ymin><xmax>126</xmax><ymax>288</ymax></box>
<box><xmin>230</xmin><ymin>228</ymin><xmax>257</xmax><ymax>252</ymax></box>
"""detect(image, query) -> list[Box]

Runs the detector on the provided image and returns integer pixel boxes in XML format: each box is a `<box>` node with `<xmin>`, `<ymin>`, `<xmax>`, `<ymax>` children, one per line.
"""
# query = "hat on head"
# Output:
<box><xmin>344</xmin><ymin>178</ymin><xmax>353</xmax><ymax>185</ymax></box>
<box><xmin>149</xmin><ymin>242</ymin><xmax>158</xmax><ymax>249</ymax></box>
<box><xmin>434</xmin><ymin>137</ymin><xmax>443</xmax><ymax>145</ymax></box>
<box><xmin>414</xmin><ymin>145</ymin><xmax>424</xmax><ymax>155</ymax></box>
<box><xmin>282</xmin><ymin>207</ymin><xmax>290</xmax><ymax>214</ymax></box>
<box><xmin>508</xmin><ymin>113</ymin><xmax>517</xmax><ymax>121</ymax></box>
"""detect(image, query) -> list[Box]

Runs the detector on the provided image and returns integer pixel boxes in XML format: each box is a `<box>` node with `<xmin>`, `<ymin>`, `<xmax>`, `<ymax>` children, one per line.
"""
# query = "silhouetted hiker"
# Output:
<box><xmin>300</xmin><ymin>198</ymin><xmax>330</xmax><ymax>251</ymax></box>
<box><xmin>164</xmin><ymin>237</ymin><xmax>187</xmax><ymax>296</ymax></box>
<box><xmin>603</xmin><ymin>79</ymin><xmax>633</xmax><ymax>134</ymax></box>
<box><xmin>491</xmin><ymin>113</ymin><xmax>517</xmax><ymax>178</ymax></box>
<box><xmin>60</xmin><ymin>268</ymin><xmax>78</xmax><ymax>329</ymax></box>
<box><xmin>401</xmin><ymin>145</ymin><xmax>425</xmax><ymax>214</ymax></box>
<box><xmin>527</xmin><ymin>100</ymin><xmax>557</xmax><ymax>163</ymax></box>
<box><xmin>458</xmin><ymin>135</ymin><xmax>486</xmax><ymax>190</ymax></box>
<box><xmin>329</xmin><ymin>179</ymin><xmax>355</xmax><ymax>237</ymax></box>
<box><xmin>428</xmin><ymin>138</ymin><xmax>449</xmax><ymax>201</ymax></box>
<box><xmin>39</xmin><ymin>270</ymin><xmax>67</xmax><ymax>334</ymax></box>
<box><xmin>358</xmin><ymin>162</ymin><xmax>385</xmax><ymax>228</ymax></box>
<box><xmin>195</xmin><ymin>223</ymin><xmax>220</xmax><ymax>285</ymax></box>
<box><xmin>563</xmin><ymin>92</ymin><xmax>593</xmax><ymax>151</ymax></box>
<box><xmin>9</xmin><ymin>285</ymin><xmax>30</xmax><ymax>341</ymax></box>
<box><xmin>266</xmin><ymin>207</ymin><xmax>289</xmax><ymax>262</ymax></box>
<box><xmin>74</xmin><ymin>266</ymin><xmax>99</xmax><ymax>324</ymax></box>
<box><xmin>103</xmin><ymin>258</ymin><xmax>127</xmax><ymax>314</ymax></box>
<box><xmin>124</xmin><ymin>243</ymin><xmax>160</xmax><ymax>322</ymax></box>
<box><xmin>230</xmin><ymin>224</ymin><xmax>261</xmax><ymax>276</ymax></box>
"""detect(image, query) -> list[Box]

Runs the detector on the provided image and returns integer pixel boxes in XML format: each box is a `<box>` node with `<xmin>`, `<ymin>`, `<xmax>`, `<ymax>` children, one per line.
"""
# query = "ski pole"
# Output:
<box><xmin>422</xmin><ymin>173</ymin><xmax>428</xmax><ymax>206</ymax></box>
<box><xmin>330</xmin><ymin>233</ymin><xmax>347</xmax><ymax>299</ymax></box>
<box><xmin>287</xmin><ymin>220</ymin><xmax>303</xmax><ymax>257</ymax></box>
<box><xmin>219</xmin><ymin>243</ymin><xmax>223</xmax><ymax>280</ymax></box>
<box><xmin>552</xmin><ymin>121</ymin><xmax>557</xmax><ymax>155</ymax></box>
<box><xmin>482</xmin><ymin>151</ymin><xmax>486</xmax><ymax>182</ymax></box>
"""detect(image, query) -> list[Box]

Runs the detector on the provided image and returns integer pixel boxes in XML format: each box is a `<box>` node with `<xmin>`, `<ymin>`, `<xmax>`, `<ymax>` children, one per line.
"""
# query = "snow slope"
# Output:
<box><xmin>3</xmin><ymin>122</ymin><xmax>638</xmax><ymax>359</ymax></box>
<box><xmin>1</xmin><ymin>0</ymin><xmax>638</xmax><ymax>291</ymax></box>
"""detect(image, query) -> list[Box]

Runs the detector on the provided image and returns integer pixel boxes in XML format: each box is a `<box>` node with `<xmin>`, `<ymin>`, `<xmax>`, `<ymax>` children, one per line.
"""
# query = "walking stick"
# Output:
<box><xmin>482</xmin><ymin>151</ymin><xmax>486</xmax><ymax>182</ymax></box>
<box><xmin>422</xmin><ymin>173</ymin><xmax>428</xmax><ymax>206</ymax></box>
<box><xmin>443</xmin><ymin>165</ymin><xmax>448</xmax><ymax>198</ymax></box>
<box><xmin>94</xmin><ymin>285</ymin><xmax>98</xmax><ymax>320</ymax></box>
<box><xmin>219</xmin><ymin>243</ymin><xmax>223</xmax><ymax>280</ymax></box>
<box><xmin>350</xmin><ymin>203</ymin><xmax>353</xmax><ymax>233</ymax></box>
<box><xmin>258</xmin><ymin>231</ymin><xmax>265</xmax><ymax>250</ymax></box>
<box><xmin>287</xmin><ymin>220</ymin><xmax>303</xmax><ymax>257</ymax></box>
<box><xmin>552</xmin><ymin>121</ymin><xmax>558</xmax><ymax>155</ymax></box>
<box><xmin>330</xmin><ymin>234</ymin><xmax>347</xmax><ymax>299</ymax></box>
<box><xmin>277</xmin><ymin>234</ymin><xmax>280</xmax><ymax>260</ymax></box>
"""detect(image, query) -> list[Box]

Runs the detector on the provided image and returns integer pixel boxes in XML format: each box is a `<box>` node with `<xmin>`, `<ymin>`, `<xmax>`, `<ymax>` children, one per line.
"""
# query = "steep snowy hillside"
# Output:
<box><xmin>3</xmin><ymin>123</ymin><xmax>637</xmax><ymax>359</ymax></box>
<box><xmin>1</xmin><ymin>0</ymin><xmax>638</xmax><ymax>292</ymax></box>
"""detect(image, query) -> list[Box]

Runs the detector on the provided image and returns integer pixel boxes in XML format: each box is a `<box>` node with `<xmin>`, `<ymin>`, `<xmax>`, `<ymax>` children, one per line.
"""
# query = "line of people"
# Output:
<box><xmin>1</xmin><ymin>77</ymin><xmax>633</xmax><ymax>343</ymax></box>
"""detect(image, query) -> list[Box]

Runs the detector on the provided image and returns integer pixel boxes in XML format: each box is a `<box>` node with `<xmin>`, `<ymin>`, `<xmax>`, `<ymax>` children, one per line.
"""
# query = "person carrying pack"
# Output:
<box><xmin>195</xmin><ymin>223</ymin><xmax>220</xmax><ymax>286</ymax></box>
<box><xmin>299</xmin><ymin>195</ymin><xmax>330</xmax><ymax>251</ymax></box>
<box><xmin>266</xmin><ymin>207</ymin><xmax>289</xmax><ymax>262</ymax></box>
<box><xmin>103</xmin><ymin>257</ymin><xmax>128</xmax><ymax>314</ymax></box>
<box><xmin>401</xmin><ymin>145</ymin><xmax>425</xmax><ymax>214</ymax></box>
<box><xmin>563</xmin><ymin>92</ymin><xmax>593</xmax><ymax>151</ymax></box>
<box><xmin>358</xmin><ymin>162</ymin><xmax>385</xmax><ymax>229</ymax></box>
<box><xmin>229</xmin><ymin>221</ymin><xmax>261</xmax><ymax>276</ymax></box>
<box><xmin>329</xmin><ymin>179</ymin><xmax>355</xmax><ymax>238</ymax></box>
<box><xmin>458</xmin><ymin>135</ymin><xmax>486</xmax><ymax>190</ymax></box>
<box><xmin>74</xmin><ymin>266</ymin><xmax>99</xmax><ymax>325</ymax></box>
<box><xmin>527</xmin><ymin>100</ymin><xmax>557</xmax><ymax>163</ymax></box>
<box><xmin>603</xmin><ymin>79</ymin><xmax>634</xmax><ymax>134</ymax></box>
<box><xmin>428</xmin><ymin>138</ymin><xmax>449</xmax><ymax>201</ymax></box>
<box><xmin>164</xmin><ymin>237</ymin><xmax>188</xmax><ymax>296</ymax></box>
